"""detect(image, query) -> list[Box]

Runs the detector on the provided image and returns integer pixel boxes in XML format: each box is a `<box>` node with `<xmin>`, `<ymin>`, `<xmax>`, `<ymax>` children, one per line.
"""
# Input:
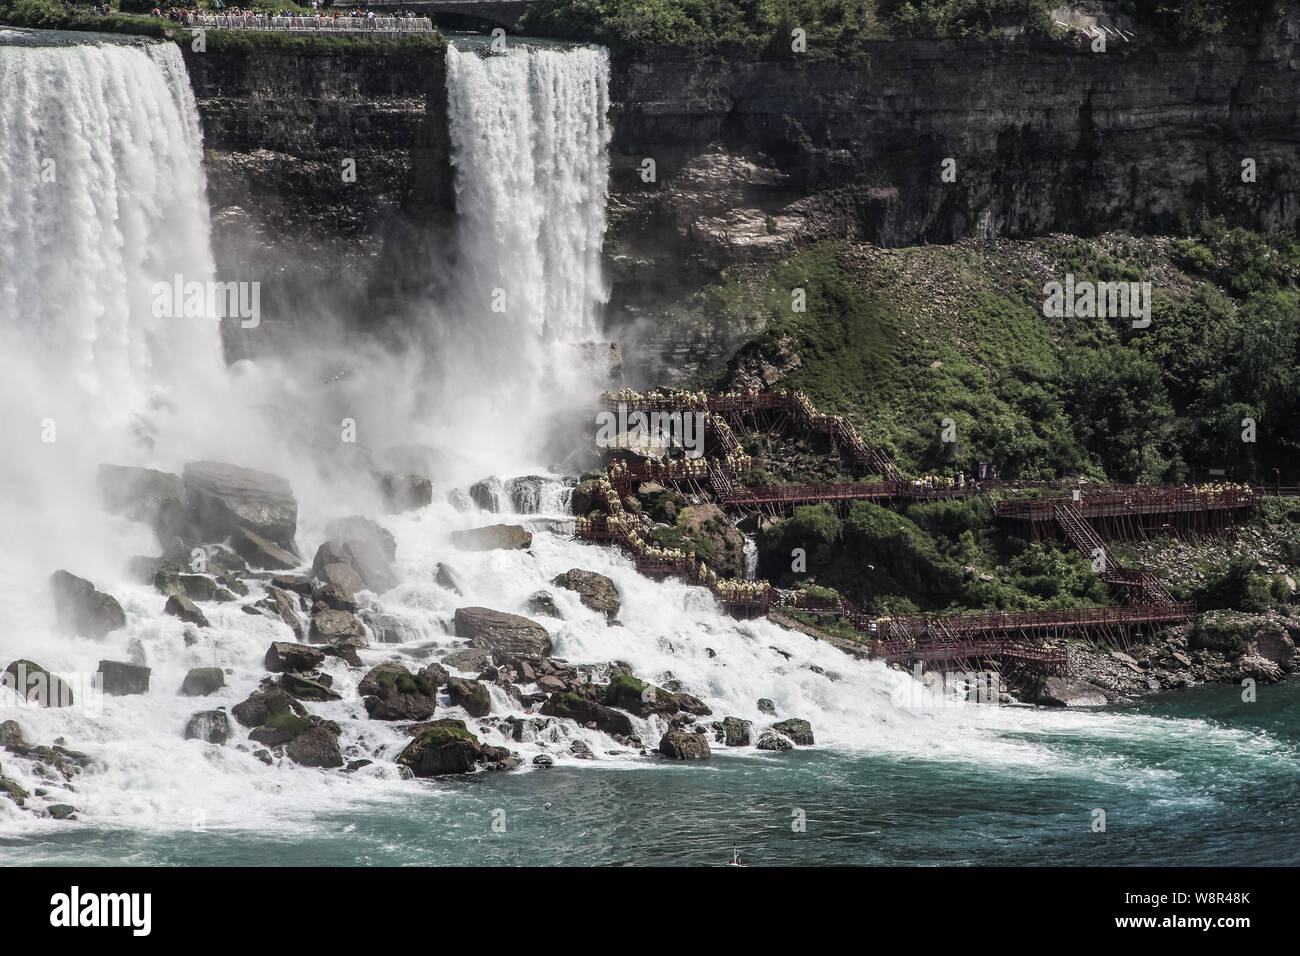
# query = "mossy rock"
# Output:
<box><xmin>249</xmin><ymin>708</ymin><xmax>312</xmax><ymax>748</ymax></box>
<box><xmin>397</xmin><ymin>719</ymin><xmax>483</xmax><ymax>776</ymax></box>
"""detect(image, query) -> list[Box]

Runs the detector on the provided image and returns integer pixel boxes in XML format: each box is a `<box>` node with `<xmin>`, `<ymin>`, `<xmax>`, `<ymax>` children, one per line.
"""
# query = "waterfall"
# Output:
<box><xmin>0</xmin><ymin>39</ymin><xmax>222</xmax><ymax>426</ymax></box>
<box><xmin>0</xmin><ymin>35</ymin><xmax>232</xmax><ymax>697</ymax></box>
<box><xmin>444</xmin><ymin>44</ymin><xmax>611</xmax><ymax>344</ymax></box>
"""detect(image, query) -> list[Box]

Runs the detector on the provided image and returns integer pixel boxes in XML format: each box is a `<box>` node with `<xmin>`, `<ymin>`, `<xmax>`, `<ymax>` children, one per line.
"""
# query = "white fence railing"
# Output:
<box><xmin>182</xmin><ymin>14</ymin><xmax>435</xmax><ymax>33</ymax></box>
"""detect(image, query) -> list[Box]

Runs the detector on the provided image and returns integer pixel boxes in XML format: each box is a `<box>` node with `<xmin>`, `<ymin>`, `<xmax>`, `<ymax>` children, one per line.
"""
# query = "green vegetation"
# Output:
<box><xmin>0</xmin><ymin>0</ymin><xmax>445</xmax><ymax>52</ymax></box>
<box><xmin>520</xmin><ymin>0</ymin><xmax>1287</xmax><ymax>54</ymax></box>
<box><xmin>522</xmin><ymin>0</ymin><xmax>888</xmax><ymax>57</ymax></box>
<box><xmin>708</xmin><ymin>225</ymin><xmax>1300</xmax><ymax>485</ymax></box>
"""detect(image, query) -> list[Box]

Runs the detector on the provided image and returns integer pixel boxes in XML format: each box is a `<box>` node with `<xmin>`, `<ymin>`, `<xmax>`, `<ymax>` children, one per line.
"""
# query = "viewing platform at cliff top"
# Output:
<box><xmin>181</xmin><ymin>13</ymin><xmax>435</xmax><ymax>32</ymax></box>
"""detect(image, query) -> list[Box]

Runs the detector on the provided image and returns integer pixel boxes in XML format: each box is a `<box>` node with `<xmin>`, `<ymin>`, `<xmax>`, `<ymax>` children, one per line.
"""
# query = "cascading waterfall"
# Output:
<box><xmin>0</xmin><ymin>40</ymin><xmax>222</xmax><ymax>418</ymax></box>
<box><xmin>444</xmin><ymin>44</ymin><xmax>611</xmax><ymax>344</ymax></box>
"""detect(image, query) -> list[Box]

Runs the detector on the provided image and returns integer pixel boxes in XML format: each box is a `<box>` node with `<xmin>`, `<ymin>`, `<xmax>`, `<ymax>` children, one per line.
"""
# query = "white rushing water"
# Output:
<box><xmin>1</xmin><ymin>35</ymin><xmax>1283</xmax><ymax>850</ymax></box>
<box><xmin>445</xmin><ymin>44</ymin><xmax>611</xmax><ymax>344</ymax></box>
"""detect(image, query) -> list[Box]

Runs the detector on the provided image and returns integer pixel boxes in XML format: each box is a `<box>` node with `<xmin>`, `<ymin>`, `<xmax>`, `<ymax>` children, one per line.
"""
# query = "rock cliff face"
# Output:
<box><xmin>606</xmin><ymin>20</ymin><xmax>1300</xmax><ymax>265</ymax></box>
<box><xmin>178</xmin><ymin>21</ymin><xmax>1300</xmax><ymax>363</ymax></box>
<box><xmin>182</xmin><ymin>47</ymin><xmax>453</xmax><ymax>360</ymax></box>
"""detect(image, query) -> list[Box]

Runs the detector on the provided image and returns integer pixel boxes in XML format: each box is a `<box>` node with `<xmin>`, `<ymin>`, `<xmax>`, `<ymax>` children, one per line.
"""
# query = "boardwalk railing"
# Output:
<box><xmin>182</xmin><ymin>14</ymin><xmax>435</xmax><ymax>32</ymax></box>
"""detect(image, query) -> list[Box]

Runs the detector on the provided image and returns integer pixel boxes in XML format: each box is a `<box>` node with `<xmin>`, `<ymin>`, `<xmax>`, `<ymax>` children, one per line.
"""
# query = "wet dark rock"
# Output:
<box><xmin>270</xmin><ymin>575</ymin><xmax>315</xmax><ymax>597</ymax></box>
<box><xmin>539</xmin><ymin>693</ymin><xmax>633</xmax><ymax>737</ymax></box>
<box><xmin>49</xmin><ymin>570</ymin><xmax>125</xmax><ymax>640</ymax></box>
<box><xmin>183</xmin><ymin>460</ymin><xmax>298</xmax><ymax>550</ymax></box>
<box><xmin>526</xmin><ymin>591</ymin><xmax>561</xmax><ymax>617</ymax></box>
<box><xmin>505</xmin><ymin>475</ymin><xmax>551</xmax><ymax>514</ymax></box>
<box><xmin>397</xmin><ymin>719</ymin><xmax>483</xmax><ymax>776</ymax></box>
<box><xmin>658</xmin><ymin>729</ymin><xmax>711</xmax><ymax>760</ymax></box>
<box><xmin>714</xmin><ymin>716</ymin><xmax>753</xmax><ymax>747</ymax></box>
<box><xmin>552</xmin><ymin>569</ymin><xmax>620</xmax><ymax>619</ymax></box>
<box><xmin>358</xmin><ymin>662</ymin><xmax>437</xmax><ymax>720</ymax></box>
<box><xmin>454</xmin><ymin>607</ymin><xmax>552</xmax><ymax>658</ymax></box>
<box><xmin>1</xmin><ymin>777</ymin><xmax>30</xmax><ymax>806</ymax></box>
<box><xmin>420</xmin><ymin>662</ymin><xmax>450</xmax><ymax>687</ymax></box>
<box><xmin>285</xmin><ymin>721</ymin><xmax>343</xmax><ymax>769</ymax></box>
<box><xmin>434</xmin><ymin>563</ymin><xmax>464</xmax><ymax>595</ymax></box>
<box><xmin>308</xmin><ymin>609</ymin><xmax>367</xmax><ymax>646</ymax></box>
<box><xmin>232</xmin><ymin>686</ymin><xmax>306</xmax><ymax>730</ymax></box>
<box><xmin>312</xmin><ymin>582</ymin><xmax>357</xmax><ymax>614</ymax></box>
<box><xmin>451</xmin><ymin>524</ymin><xmax>532</xmax><ymax>551</ymax></box>
<box><xmin>2</xmin><ymin>660</ymin><xmax>74</xmax><ymax>707</ymax></box>
<box><xmin>323</xmin><ymin>516</ymin><xmax>398</xmax><ymax>593</ymax></box>
<box><xmin>756</xmin><ymin>731</ymin><xmax>793</xmax><ymax>751</ymax></box>
<box><xmin>379</xmin><ymin>472</ymin><xmax>433</xmax><ymax>513</ymax></box>
<box><xmin>569</xmin><ymin>739</ymin><xmax>595</xmax><ymax>759</ymax></box>
<box><xmin>757</xmin><ymin>698</ymin><xmax>776</xmax><ymax>715</ymax></box>
<box><xmin>277</xmin><ymin>672</ymin><xmax>341</xmax><ymax>702</ymax></box>
<box><xmin>251</xmin><ymin>587</ymin><xmax>305</xmax><ymax>640</ymax></box>
<box><xmin>232</xmin><ymin>527</ymin><xmax>299</xmax><ymax>571</ymax></box>
<box><xmin>264</xmin><ymin>641</ymin><xmax>324</xmax><ymax>673</ymax></box>
<box><xmin>771</xmin><ymin>718</ymin><xmax>814</xmax><ymax>745</ymax></box>
<box><xmin>181</xmin><ymin>667</ymin><xmax>225</xmax><ymax>697</ymax></box>
<box><xmin>185</xmin><ymin>709</ymin><xmax>230</xmax><ymax>745</ymax></box>
<box><xmin>443</xmin><ymin>647</ymin><xmax>493</xmax><ymax>672</ymax></box>
<box><xmin>469</xmin><ymin>477</ymin><xmax>504</xmax><ymax>513</ymax></box>
<box><xmin>97</xmin><ymin>464</ymin><xmax>188</xmax><ymax>545</ymax></box>
<box><xmin>532</xmin><ymin>753</ymin><xmax>554</xmax><ymax>768</ymax></box>
<box><xmin>446</xmin><ymin>677</ymin><xmax>491</xmax><ymax>717</ymax></box>
<box><xmin>48</xmin><ymin>803</ymin><xmax>77</xmax><ymax>820</ymax></box>
<box><xmin>164</xmin><ymin>594</ymin><xmax>209</xmax><ymax>628</ymax></box>
<box><xmin>97</xmin><ymin>660</ymin><xmax>150</xmax><ymax>696</ymax></box>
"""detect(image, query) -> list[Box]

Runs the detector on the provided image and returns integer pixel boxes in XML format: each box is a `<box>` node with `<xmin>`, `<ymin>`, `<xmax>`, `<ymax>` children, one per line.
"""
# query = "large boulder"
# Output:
<box><xmin>540</xmin><ymin>693</ymin><xmax>634</xmax><ymax>737</ymax></box>
<box><xmin>445</xmin><ymin>677</ymin><xmax>491</xmax><ymax>717</ymax></box>
<box><xmin>183</xmin><ymin>461</ymin><xmax>298</xmax><ymax>550</ymax></box>
<box><xmin>264</xmin><ymin>642</ymin><xmax>325</xmax><ymax>673</ymax></box>
<box><xmin>181</xmin><ymin>667</ymin><xmax>225</xmax><ymax>697</ymax></box>
<box><xmin>468</xmin><ymin>477</ymin><xmax>504</xmax><ymax>513</ymax></box>
<box><xmin>97</xmin><ymin>660</ymin><xmax>150</xmax><ymax>696</ymax></box>
<box><xmin>49</xmin><ymin>570</ymin><xmax>125</xmax><ymax>639</ymax></box>
<box><xmin>605</xmin><ymin>674</ymin><xmax>712</xmax><ymax>718</ymax></box>
<box><xmin>285</xmin><ymin>721</ymin><xmax>343</xmax><ymax>768</ymax></box>
<box><xmin>553</xmin><ymin>569</ymin><xmax>620</xmax><ymax>619</ymax></box>
<box><xmin>451</xmin><ymin>524</ymin><xmax>532</xmax><ymax>551</ymax></box>
<box><xmin>658</xmin><ymin>729</ymin><xmax>711</xmax><ymax>760</ymax></box>
<box><xmin>771</xmin><ymin>718</ymin><xmax>814</xmax><ymax>745</ymax></box>
<box><xmin>97</xmin><ymin>464</ymin><xmax>187</xmax><ymax>544</ymax></box>
<box><xmin>164</xmin><ymin>594</ymin><xmax>209</xmax><ymax>628</ymax></box>
<box><xmin>231</xmin><ymin>527</ymin><xmax>299</xmax><ymax>571</ymax></box>
<box><xmin>756</xmin><ymin>731</ymin><xmax>793</xmax><ymax>751</ymax></box>
<box><xmin>505</xmin><ymin>475</ymin><xmax>551</xmax><ymax>514</ymax></box>
<box><xmin>358</xmin><ymin>662</ymin><xmax>437</xmax><ymax>720</ymax></box>
<box><xmin>308</xmin><ymin>609</ymin><xmax>368</xmax><ymax>647</ymax></box>
<box><xmin>2</xmin><ymin>660</ymin><xmax>74</xmax><ymax>707</ymax></box>
<box><xmin>715</xmin><ymin>716</ymin><xmax>753</xmax><ymax>747</ymax></box>
<box><xmin>454</xmin><ymin>607</ymin><xmax>552</xmax><ymax>658</ymax></box>
<box><xmin>231</xmin><ymin>686</ymin><xmax>306</xmax><ymax>730</ymax></box>
<box><xmin>378</xmin><ymin>473</ymin><xmax>433</xmax><ymax>513</ymax></box>
<box><xmin>252</xmin><ymin>588</ymin><xmax>303</xmax><ymax>639</ymax></box>
<box><xmin>320</xmin><ymin>516</ymin><xmax>398</xmax><ymax>593</ymax></box>
<box><xmin>277</xmin><ymin>672</ymin><xmax>340</xmax><ymax>702</ymax></box>
<box><xmin>398</xmin><ymin>719</ymin><xmax>483</xmax><ymax>776</ymax></box>
<box><xmin>1037</xmin><ymin>677</ymin><xmax>1108</xmax><ymax>708</ymax></box>
<box><xmin>184</xmin><ymin>709</ymin><xmax>230</xmax><ymax>745</ymax></box>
